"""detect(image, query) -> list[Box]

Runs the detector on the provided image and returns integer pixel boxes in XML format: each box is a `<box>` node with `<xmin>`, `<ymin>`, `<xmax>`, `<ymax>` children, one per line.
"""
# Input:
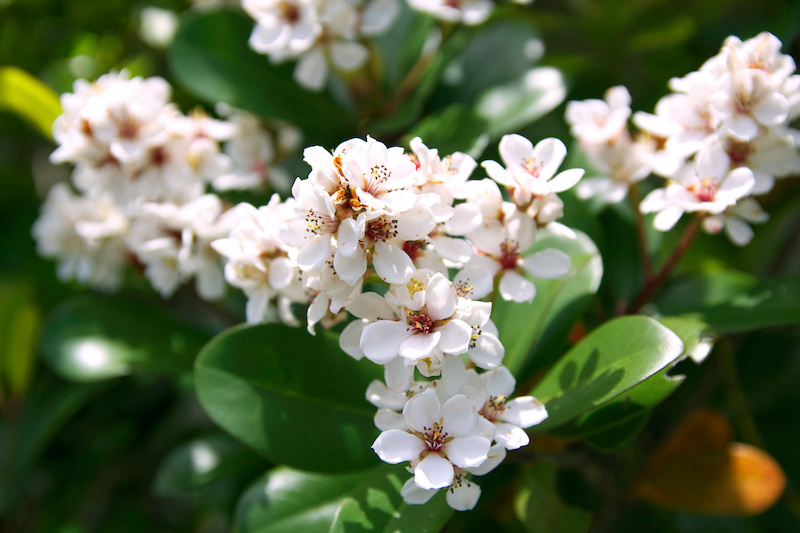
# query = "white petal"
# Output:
<box><xmin>425</xmin><ymin>274</ymin><xmax>457</xmax><ymax>321</ymax></box>
<box><xmin>372</xmin><ymin>429</ymin><xmax>426</xmax><ymax>463</ymax></box>
<box><xmin>268</xmin><ymin>257</ymin><xmax>295</xmax><ymax>290</ymax></box>
<box><xmin>337</xmin><ymin>216</ymin><xmax>365</xmax><ymax>257</ymax></box>
<box><xmin>547</xmin><ymin>168</ymin><xmax>584</xmax><ymax>193</ymax></box>
<box><xmin>724</xmin><ymin>217</ymin><xmax>754</xmax><ymax>246</ymax></box>
<box><xmin>468</xmin><ymin>332</ymin><xmax>504</xmax><ymax>369</ymax></box>
<box><xmin>465</xmin><ymin>443</ymin><xmax>506</xmax><ymax>475</ymax></box>
<box><xmin>333</xmin><ymin>248</ymin><xmax>367</xmax><ymax>286</ymax></box>
<box><xmin>330</xmin><ymin>41</ymin><xmax>369</xmax><ymax>71</ymax></box>
<box><xmin>339</xmin><ymin>319</ymin><xmax>368</xmax><ymax>360</ymax></box>
<box><xmin>414</xmin><ymin>452</ymin><xmax>454</xmax><ymax>490</ymax></box>
<box><xmin>446</xmin><ymin>479</ymin><xmax>481</xmax><ymax>511</ymax></box>
<box><xmin>437</xmin><ymin>320</ymin><xmax>472</xmax><ymax>354</ymax></box>
<box><xmin>347</xmin><ymin>291</ymin><xmax>396</xmax><ymax>321</ymax></box>
<box><xmin>374</xmin><ymin>408</ymin><xmax>409</xmax><ymax>431</ymax></box>
<box><xmin>653</xmin><ymin>205</ymin><xmax>684</xmax><ymax>231</ymax></box>
<box><xmin>400</xmin><ymin>331</ymin><xmax>441</xmax><ymax>360</ymax></box>
<box><xmin>493</xmin><ymin>422</ymin><xmax>530</xmax><ymax>450</ymax></box>
<box><xmin>396</xmin><ymin>206</ymin><xmax>436</xmax><ymax>241</ymax></box>
<box><xmin>446</xmin><ymin>203</ymin><xmax>482</xmax><ymax>236</ymax></box>
<box><xmin>501</xmin><ymin>396</ymin><xmax>548</xmax><ymax>428</ymax></box>
<box><xmin>400</xmin><ymin>477</ymin><xmax>437</xmax><ymax>505</ymax></box>
<box><xmin>373</xmin><ymin>241</ymin><xmax>415</xmax><ymax>284</ymax></box>
<box><xmin>442</xmin><ymin>436</ymin><xmax>491</xmax><ymax>468</ymax></box>
<box><xmin>498</xmin><ymin>270</ymin><xmax>536</xmax><ymax>303</ymax></box>
<box><xmin>294</xmin><ymin>48</ymin><xmax>328</xmax><ymax>91</ymax></box>
<box><xmin>521</xmin><ymin>248</ymin><xmax>571</xmax><ymax>279</ymax></box>
<box><xmin>402</xmin><ymin>388</ymin><xmax>440</xmax><ymax>433</ymax></box>
<box><xmin>440</xmin><ymin>394</ymin><xmax>478</xmax><ymax>437</ymax></box>
<box><xmin>361</xmin><ymin>320</ymin><xmax>411</xmax><ymax>364</ymax></box>
<box><xmin>480</xmin><ymin>366</ymin><xmax>516</xmax><ymax>397</ymax></box>
<box><xmin>297</xmin><ymin>235</ymin><xmax>331</xmax><ymax>270</ymax></box>
<box><xmin>431</xmin><ymin>236</ymin><xmax>473</xmax><ymax>264</ymax></box>
<box><xmin>442</xmin><ymin>354</ymin><xmax>467</xmax><ymax>396</ymax></box>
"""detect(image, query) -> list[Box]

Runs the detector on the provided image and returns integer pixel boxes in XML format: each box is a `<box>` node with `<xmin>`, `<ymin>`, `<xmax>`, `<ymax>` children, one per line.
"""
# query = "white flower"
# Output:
<box><xmin>371</xmin><ymin>388</ymin><xmax>491</xmax><ymax>490</ymax></box>
<box><xmin>482</xmin><ymin>135</ymin><xmax>584</xmax><ymax>222</ymax></box>
<box><xmin>406</xmin><ymin>0</ymin><xmax>494</xmax><ymax>25</ymax></box>
<box><xmin>243</xmin><ymin>0</ymin><xmax>320</xmax><ymax>60</ymax></box>
<box><xmin>701</xmin><ymin>197</ymin><xmax>768</xmax><ymax>246</ymax></box>
<box><xmin>565</xmin><ymin>85</ymin><xmax>632</xmax><ymax>145</ymax></box>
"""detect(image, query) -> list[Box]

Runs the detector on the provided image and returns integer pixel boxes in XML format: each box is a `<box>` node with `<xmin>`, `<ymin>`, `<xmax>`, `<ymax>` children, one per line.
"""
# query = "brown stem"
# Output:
<box><xmin>627</xmin><ymin>215</ymin><xmax>701</xmax><ymax>314</ymax></box>
<box><xmin>628</xmin><ymin>183</ymin><xmax>653</xmax><ymax>282</ymax></box>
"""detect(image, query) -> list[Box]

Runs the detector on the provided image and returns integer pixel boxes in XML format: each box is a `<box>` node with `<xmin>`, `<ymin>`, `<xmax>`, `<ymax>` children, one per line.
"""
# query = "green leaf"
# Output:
<box><xmin>0</xmin><ymin>66</ymin><xmax>61</xmax><ymax>139</ymax></box>
<box><xmin>194</xmin><ymin>324</ymin><xmax>382</xmax><ymax>472</ymax></box>
<box><xmin>153</xmin><ymin>433</ymin><xmax>265</xmax><ymax>499</ymax></box>
<box><xmin>39</xmin><ymin>294</ymin><xmax>209</xmax><ymax>382</ymax></box>
<box><xmin>0</xmin><ymin>282</ymin><xmax>40</xmax><ymax>396</ymax></box>
<box><xmin>494</xmin><ymin>228</ymin><xmax>602</xmax><ymax>381</ymax></box>
<box><xmin>234</xmin><ymin>465</ymin><xmax>452</xmax><ymax>533</ymax></box>
<box><xmin>514</xmin><ymin>461</ymin><xmax>592</xmax><ymax>533</ymax></box>
<box><xmin>549</xmin><ymin>316</ymin><xmax>711</xmax><ymax>442</ymax></box>
<box><xmin>404</xmin><ymin>103</ymin><xmax>489</xmax><ymax>157</ymax></box>
<box><xmin>656</xmin><ymin>272</ymin><xmax>800</xmax><ymax>333</ymax></box>
<box><xmin>475</xmin><ymin>66</ymin><xmax>566</xmax><ymax>139</ymax></box>
<box><xmin>167</xmin><ymin>10</ymin><xmax>354</xmax><ymax>145</ymax></box>
<box><xmin>529</xmin><ymin>316</ymin><xmax>684</xmax><ymax>432</ymax></box>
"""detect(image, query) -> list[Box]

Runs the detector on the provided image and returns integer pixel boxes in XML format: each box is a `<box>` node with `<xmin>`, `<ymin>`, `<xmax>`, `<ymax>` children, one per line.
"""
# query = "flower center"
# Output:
<box><xmin>407</xmin><ymin>311</ymin><xmax>434</xmax><ymax>334</ymax></box>
<box><xmin>305</xmin><ymin>209</ymin><xmax>338</xmax><ymax>235</ymax></box>
<box><xmin>365</xmin><ymin>217</ymin><xmax>398</xmax><ymax>242</ymax></box>
<box><xmin>403</xmin><ymin>240</ymin><xmax>425</xmax><ymax>260</ymax></box>
<box><xmin>422</xmin><ymin>421</ymin><xmax>448</xmax><ymax>451</ymax></box>
<box><xmin>499</xmin><ymin>240</ymin><xmax>520</xmax><ymax>270</ymax></box>
<box><xmin>479</xmin><ymin>395</ymin><xmax>508</xmax><ymax>421</ymax></box>
<box><xmin>522</xmin><ymin>157</ymin><xmax>541</xmax><ymax>178</ymax></box>
<box><xmin>688</xmin><ymin>178</ymin><xmax>717</xmax><ymax>202</ymax></box>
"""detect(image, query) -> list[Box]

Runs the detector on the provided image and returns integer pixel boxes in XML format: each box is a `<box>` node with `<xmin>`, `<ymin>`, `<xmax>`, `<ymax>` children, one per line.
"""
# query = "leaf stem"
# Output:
<box><xmin>627</xmin><ymin>215</ymin><xmax>700</xmax><ymax>314</ymax></box>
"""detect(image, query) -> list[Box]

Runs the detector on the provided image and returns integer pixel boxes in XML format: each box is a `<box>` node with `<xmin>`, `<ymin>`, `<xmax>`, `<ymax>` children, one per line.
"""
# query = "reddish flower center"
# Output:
<box><xmin>499</xmin><ymin>240</ymin><xmax>520</xmax><ymax>270</ymax></box>
<box><xmin>407</xmin><ymin>312</ymin><xmax>434</xmax><ymax>334</ymax></box>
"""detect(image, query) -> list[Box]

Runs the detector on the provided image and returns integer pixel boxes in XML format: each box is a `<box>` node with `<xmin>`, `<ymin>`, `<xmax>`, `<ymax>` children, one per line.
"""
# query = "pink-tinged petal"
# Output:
<box><xmin>521</xmin><ymin>248</ymin><xmax>571</xmax><ymax>279</ymax></box>
<box><xmin>399</xmin><ymin>331</ymin><xmax>441</xmax><ymax>360</ymax></box>
<box><xmin>480</xmin><ymin>366</ymin><xmax>516</xmax><ymax>397</ymax></box>
<box><xmin>339</xmin><ymin>319</ymin><xmax>367</xmax><ymax>360</ymax></box>
<box><xmin>396</xmin><ymin>205</ymin><xmax>436</xmax><ymax>241</ymax></box>
<box><xmin>498</xmin><ymin>134</ymin><xmax>534</xmax><ymax>168</ymax></box>
<box><xmin>373</xmin><ymin>241</ymin><xmax>415</xmax><ymax>284</ymax></box>
<box><xmin>653</xmin><ymin>205</ymin><xmax>685</xmax><ymax>231</ymax></box>
<box><xmin>426</xmin><ymin>274</ymin><xmax>458</xmax><ymax>321</ymax></box>
<box><xmin>493</xmin><ymin>422</ymin><xmax>530</xmax><ymax>450</ymax></box>
<box><xmin>400</xmin><ymin>477</ymin><xmax>437</xmax><ymax>505</ymax></box>
<box><xmin>499</xmin><ymin>270</ymin><xmax>535</xmax><ymax>303</ymax></box>
<box><xmin>361</xmin><ymin>320</ymin><xmax>412</xmax><ymax>364</ymax></box>
<box><xmin>446</xmin><ymin>479</ymin><xmax>481</xmax><ymax>511</ymax></box>
<box><xmin>547</xmin><ymin>168</ymin><xmax>584</xmax><ymax>193</ymax></box>
<box><xmin>501</xmin><ymin>396</ymin><xmax>548</xmax><ymax>428</ymax></box>
<box><xmin>724</xmin><ymin>217</ymin><xmax>754</xmax><ymax>246</ymax></box>
<box><xmin>440</xmin><ymin>394</ymin><xmax>478</xmax><ymax>437</ymax></box>
<box><xmin>414</xmin><ymin>452</ymin><xmax>454</xmax><ymax>490</ymax></box>
<box><xmin>443</xmin><ymin>436</ymin><xmax>491</xmax><ymax>468</ymax></box>
<box><xmin>468</xmin><ymin>332</ymin><xmax>504</xmax><ymax>369</ymax></box>
<box><xmin>465</xmin><ymin>443</ymin><xmax>506</xmax><ymax>475</ymax></box>
<box><xmin>437</xmin><ymin>319</ymin><xmax>472</xmax><ymax>355</ymax></box>
<box><xmin>374</xmin><ymin>408</ymin><xmax>408</xmax><ymax>431</ymax></box>
<box><xmin>532</xmin><ymin>137</ymin><xmax>567</xmax><ymax>181</ymax></box>
<box><xmin>372</xmin><ymin>429</ymin><xmax>426</xmax><ymax>463</ymax></box>
<box><xmin>402</xmin><ymin>388</ymin><xmax>441</xmax><ymax>433</ymax></box>
<box><xmin>297</xmin><ymin>235</ymin><xmax>331</xmax><ymax>270</ymax></box>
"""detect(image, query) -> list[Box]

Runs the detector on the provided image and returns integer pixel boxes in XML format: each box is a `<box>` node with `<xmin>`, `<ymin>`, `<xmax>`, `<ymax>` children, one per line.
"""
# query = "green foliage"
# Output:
<box><xmin>529</xmin><ymin>316</ymin><xmax>684</xmax><ymax>432</ymax></box>
<box><xmin>515</xmin><ymin>461</ymin><xmax>592</xmax><ymax>533</ymax></box>
<box><xmin>234</xmin><ymin>464</ymin><xmax>452</xmax><ymax>533</ymax></box>
<box><xmin>39</xmin><ymin>294</ymin><xmax>209</xmax><ymax>381</ymax></box>
<box><xmin>0</xmin><ymin>66</ymin><xmax>61</xmax><ymax>139</ymax></box>
<box><xmin>195</xmin><ymin>324</ymin><xmax>382</xmax><ymax>472</ymax></box>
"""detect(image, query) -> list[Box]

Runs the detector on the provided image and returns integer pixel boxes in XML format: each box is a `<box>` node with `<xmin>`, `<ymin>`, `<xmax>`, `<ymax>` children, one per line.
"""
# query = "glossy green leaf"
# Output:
<box><xmin>0</xmin><ymin>282</ymin><xmax>39</xmax><ymax>396</ymax></box>
<box><xmin>234</xmin><ymin>464</ymin><xmax>452</xmax><ymax>533</ymax></box>
<box><xmin>39</xmin><ymin>294</ymin><xmax>208</xmax><ymax>382</ymax></box>
<box><xmin>167</xmin><ymin>10</ymin><xmax>354</xmax><ymax>144</ymax></box>
<box><xmin>494</xmin><ymin>228</ymin><xmax>602</xmax><ymax>380</ymax></box>
<box><xmin>656</xmin><ymin>272</ymin><xmax>800</xmax><ymax>333</ymax></box>
<box><xmin>405</xmin><ymin>103</ymin><xmax>489</xmax><ymax>158</ymax></box>
<box><xmin>153</xmin><ymin>433</ymin><xmax>265</xmax><ymax>499</ymax></box>
<box><xmin>549</xmin><ymin>316</ymin><xmax>710</xmax><ymax>441</ymax></box>
<box><xmin>0</xmin><ymin>66</ymin><xmax>61</xmax><ymax>139</ymax></box>
<box><xmin>514</xmin><ymin>461</ymin><xmax>592</xmax><ymax>533</ymax></box>
<box><xmin>194</xmin><ymin>324</ymin><xmax>382</xmax><ymax>472</ymax></box>
<box><xmin>529</xmin><ymin>316</ymin><xmax>684</xmax><ymax>432</ymax></box>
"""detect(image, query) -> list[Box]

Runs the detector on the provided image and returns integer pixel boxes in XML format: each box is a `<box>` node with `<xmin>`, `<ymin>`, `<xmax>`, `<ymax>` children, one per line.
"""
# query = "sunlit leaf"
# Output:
<box><xmin>529</xmin><ymin>316</ymin><xmax>684</xmax><ymax>432</ymax></box>
<box><xmin>234</xmin><ymin>464</ymin><xmax>452</xmax><ymax>533</ymax></box>
<box><xmin>194</xmin><ymin>324</ymin><xmax>382</xmax><ymax>472</ymax></box>
<box><xmin>0</xmin><ymin>66</ymin><xmax>61</xmax><ymax>139</ymax></box>
<box><xmin>39</xmin><ymin>294</ymin><xmax>208</xmax><ymax>382</ymax></box>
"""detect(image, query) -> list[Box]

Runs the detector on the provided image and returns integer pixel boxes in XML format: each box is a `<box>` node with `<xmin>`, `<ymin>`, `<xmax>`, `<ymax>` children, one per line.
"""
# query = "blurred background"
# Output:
<box><xmin>1</xmin><ymin>0</ymin><xmax>798</xmax><ymax>531</ymax></box>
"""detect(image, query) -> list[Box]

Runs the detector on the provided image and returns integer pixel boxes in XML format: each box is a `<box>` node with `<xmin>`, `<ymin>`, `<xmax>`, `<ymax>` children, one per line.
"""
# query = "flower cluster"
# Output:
<box><xmin>242</xmin><ymin>0</ymin><xmax>399</xmax><ymax>90</ymax></box>
<box><xmin>34</xmin><ymin>71</ymin><xmax>291</xmax><ymax>296</ymax></box>
<box><xmin>568</xmin><ymin>32</ymin><xmax>800</xmax><ymax>246</ymax></box>
<box><xmin>213</xmin><ymin>133</ymin><xmax>584</xmax><ymax>509</ymax></box>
